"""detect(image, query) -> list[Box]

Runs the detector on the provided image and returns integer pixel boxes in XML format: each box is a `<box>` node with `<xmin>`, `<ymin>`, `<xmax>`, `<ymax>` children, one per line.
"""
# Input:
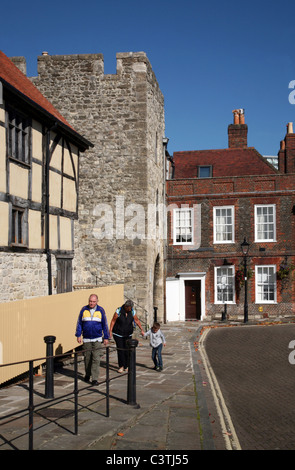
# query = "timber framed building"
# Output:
<box><xmin>0</xmin><ymin>51</ymin><xmax>92</xmax><ymax>302</ymax></box>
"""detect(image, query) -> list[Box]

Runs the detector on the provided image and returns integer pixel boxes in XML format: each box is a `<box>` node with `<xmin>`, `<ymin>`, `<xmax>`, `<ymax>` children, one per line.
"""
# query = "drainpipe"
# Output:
<box><xmin>162</xmin><ymin>137</ymin><xmax>170</xmax><ymax>324</ymax></box>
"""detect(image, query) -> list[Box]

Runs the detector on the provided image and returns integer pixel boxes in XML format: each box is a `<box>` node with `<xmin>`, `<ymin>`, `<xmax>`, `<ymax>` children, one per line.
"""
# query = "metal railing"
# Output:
<box><xmin>0</xmin><ymin>340</ymin><xmax>139</xmax><ymax>450</ymax></box>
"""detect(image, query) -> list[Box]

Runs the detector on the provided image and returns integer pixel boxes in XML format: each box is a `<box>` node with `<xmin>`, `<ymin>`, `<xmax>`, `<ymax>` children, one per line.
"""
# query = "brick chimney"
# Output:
<box><xmin>228</xmin><ymin>109</ymin><xmax>248</xmax><ymax>148</ymax></box>
<box><xmin>278</xmin><ymin>122</ymin><xmax>295</xmax><ymax>173</ymax></box>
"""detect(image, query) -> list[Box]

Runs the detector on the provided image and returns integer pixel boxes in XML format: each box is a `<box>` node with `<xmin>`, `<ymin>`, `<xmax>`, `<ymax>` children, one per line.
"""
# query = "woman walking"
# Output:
<box><xmin>109</xmin><ymin>300</ymin><xmax>144</xmax><ymax>372</ymax></box>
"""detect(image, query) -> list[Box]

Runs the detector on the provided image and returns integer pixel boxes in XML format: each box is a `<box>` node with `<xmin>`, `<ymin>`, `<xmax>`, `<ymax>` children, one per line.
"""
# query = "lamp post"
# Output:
<box><xmin>241</xmin><ymin>237</ymin><xmax>250</xmax><ymax>323</ymax></box>
<box><xmin>221</xmin><ymin>275</ymin><xmax>227</xmax><ymax>321</ymax></box>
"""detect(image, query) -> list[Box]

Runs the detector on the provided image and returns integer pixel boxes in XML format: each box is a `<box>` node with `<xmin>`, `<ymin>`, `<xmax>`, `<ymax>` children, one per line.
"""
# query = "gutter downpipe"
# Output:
<box><xmin>162</xmin><ymin>138</ymin><xmax>170</xmax><ymax>324</ymax></box>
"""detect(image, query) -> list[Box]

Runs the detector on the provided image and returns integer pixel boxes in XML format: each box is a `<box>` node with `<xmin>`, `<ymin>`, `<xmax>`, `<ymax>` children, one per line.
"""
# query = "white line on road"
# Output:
<box><xmin>199</xmin><ymin>327</ymin><xmax>242</xmax><ymax>450</ymax></box>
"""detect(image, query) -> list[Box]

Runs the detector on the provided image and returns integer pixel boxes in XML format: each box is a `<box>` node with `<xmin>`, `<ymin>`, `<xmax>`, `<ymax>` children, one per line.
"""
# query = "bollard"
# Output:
<box><xmin>222</xmin><ymin>303</ymin><xmax>227</xmax><ymax>321</ymax></box>
<box><xmin>154</xmin><ymin>306</ymin><xmax>158</xmax><ymax>323</ymax></box>
<box><xmin>44</xmin><ymin>335</ymin><xmax>56</xmax><ymax>398</ymax></box>
<box><xmin>126</xmin><ymin>338</ymin><xmax>140</xmax><ymax>408</ymax></box>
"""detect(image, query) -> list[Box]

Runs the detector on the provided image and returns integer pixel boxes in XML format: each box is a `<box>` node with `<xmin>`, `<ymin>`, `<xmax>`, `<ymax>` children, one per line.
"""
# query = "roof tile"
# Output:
<box><xmin>173</xmin><ymin>148</ymin><xmax>277</xmax><ymax>178</ymax></box>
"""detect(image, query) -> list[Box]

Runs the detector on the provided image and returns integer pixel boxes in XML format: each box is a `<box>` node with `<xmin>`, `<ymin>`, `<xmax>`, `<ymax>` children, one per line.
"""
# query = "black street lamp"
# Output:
<box><xmin>241</xmin><ymin>238</ymin><xmax>250</xmax><ymax>323</ymax></box>
<box><xmin>221</xmin><ymin>259</ymin><xmax>230</xmax><ymax>321</ymax></box>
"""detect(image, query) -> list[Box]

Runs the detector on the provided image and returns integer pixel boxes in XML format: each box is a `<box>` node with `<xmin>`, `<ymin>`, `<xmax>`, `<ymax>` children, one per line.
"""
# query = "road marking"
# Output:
<box><xmin>0</xmin><ymin>406</ymin><xmax>17</xmax><ymax>417</ymax></box>
<box><xmin>199</xmin><ymin>328</ymin><xmax>242</xmax><ymax>450</ymax></box>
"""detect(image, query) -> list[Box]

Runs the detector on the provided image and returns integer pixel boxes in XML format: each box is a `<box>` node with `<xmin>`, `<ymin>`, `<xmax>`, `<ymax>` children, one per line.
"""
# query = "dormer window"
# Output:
<box><xmin>198</xmin><ymin>165</ymin><xmax>212</xmax><ymax>178</ymax></box>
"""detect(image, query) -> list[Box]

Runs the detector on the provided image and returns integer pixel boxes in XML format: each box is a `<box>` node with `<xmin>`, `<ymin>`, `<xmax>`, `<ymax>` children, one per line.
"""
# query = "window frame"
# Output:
<box><xmin>173</xmin><ymin>208</ymin><xmax>194</xmax><ymax>245</ymax></box>
<box><xmin>6</xmin><ymin>106</ymin><xmax>31</xmax><ymax>166</ymax></box>
<box><xmin>198</xmin><ymin>165</ymin><xmax>212</xmax><ymax>178</ymax></box>
<box><xmin>214</xmin><ymin>265</ymin><xmax>235</xmax><ymax>304</ymax></box>
<box><xmin>9</xmin><ymin>206</ymin><xmax>28</xmax><ymax>247</ymax></box>
<box><xmin>255</xmin><ymin>265</ymin><xmax>277</xmax><ymax>304</ymax></box>
<box><xmin>213</xmin><ymin>205</ymin><xmax>235</xmax><ymax>244</ymax></box>
<box><xmin>254</xmin><ymin>204</ymin><xmax>276</xmax><ymax>242</ymax></box>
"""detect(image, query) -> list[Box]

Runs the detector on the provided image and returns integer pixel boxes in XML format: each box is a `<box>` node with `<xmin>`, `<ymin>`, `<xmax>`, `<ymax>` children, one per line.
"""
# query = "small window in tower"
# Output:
<box><xmin>198</xmin><ymin>165</ymin><xmax>212</xmax><ymax>178</ymax></box>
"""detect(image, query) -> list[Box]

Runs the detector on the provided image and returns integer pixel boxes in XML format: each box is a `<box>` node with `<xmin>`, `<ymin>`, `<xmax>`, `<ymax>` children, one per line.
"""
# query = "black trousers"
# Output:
<box><xmin>113</xmin><ymin>334</ymin><xmax>131</xmax><ymax>369</ymax></box>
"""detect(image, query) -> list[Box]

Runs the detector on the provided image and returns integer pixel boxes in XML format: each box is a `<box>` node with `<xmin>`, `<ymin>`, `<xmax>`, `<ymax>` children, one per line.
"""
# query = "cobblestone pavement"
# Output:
<box><xmin>202</xmin><ymin>323</ymin><xmax>295</xmax><ymax>450</ymax></box>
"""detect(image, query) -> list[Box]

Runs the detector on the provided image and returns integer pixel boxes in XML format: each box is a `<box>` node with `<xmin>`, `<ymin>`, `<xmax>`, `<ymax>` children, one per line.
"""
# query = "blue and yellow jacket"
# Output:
<box><xmin>75</xmin><ymin>305</ymin><xmax>109</xmax><ymax>340</ymax></box>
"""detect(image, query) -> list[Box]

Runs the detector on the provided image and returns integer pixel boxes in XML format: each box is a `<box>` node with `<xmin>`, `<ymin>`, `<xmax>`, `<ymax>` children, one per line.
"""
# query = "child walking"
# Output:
<box><xmin>142</xmin><ymin>322</ymin><xmax>166</xmax><ymax>371</ymax></box>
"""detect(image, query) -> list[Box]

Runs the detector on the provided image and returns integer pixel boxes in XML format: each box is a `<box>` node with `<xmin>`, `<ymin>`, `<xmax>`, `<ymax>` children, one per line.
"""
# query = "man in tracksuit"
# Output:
<box><xmin>75</xmin><ymin>294</ymin><xmax>109</xmax><ymax>385</ymax></box>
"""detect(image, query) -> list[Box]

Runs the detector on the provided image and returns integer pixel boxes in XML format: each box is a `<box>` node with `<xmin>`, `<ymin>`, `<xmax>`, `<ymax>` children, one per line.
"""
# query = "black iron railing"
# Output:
<box><xmin>0</xmin><ymin>341</ymin><xmax>139</xmax><ymax>450</ymax></box>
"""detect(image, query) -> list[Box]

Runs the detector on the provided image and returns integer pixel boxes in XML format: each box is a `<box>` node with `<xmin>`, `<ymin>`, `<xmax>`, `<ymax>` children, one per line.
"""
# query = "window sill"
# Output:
<box><xmin>173</xmin><ymin>242</ymin><xmax>194</xmax><ymax>246</ymax></box>
<box><xmin>9</xmin><ymin>156</ymin><xmax>31</xmax><ymax>169</ymax></box>
<box><xmin>254</xmin><ymin>240</ymin><xmax>277</xmax><ymax>243</ymax></box>
<box><xmin>9</xmin><ymin>243</ymin><xmax>28</xmax><ymax>249</ymax></box>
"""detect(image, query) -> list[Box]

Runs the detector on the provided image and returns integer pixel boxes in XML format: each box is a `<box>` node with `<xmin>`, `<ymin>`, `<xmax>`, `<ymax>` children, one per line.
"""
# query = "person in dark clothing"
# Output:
<box><xmin>109</xmin><ymin>300</ymin><xmax>144</xmax><ymax>372</ymax></box>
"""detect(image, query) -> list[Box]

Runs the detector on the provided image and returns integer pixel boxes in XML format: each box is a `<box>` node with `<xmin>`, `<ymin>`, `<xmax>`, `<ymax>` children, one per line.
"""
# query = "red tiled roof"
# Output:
<box><xmin>0</xmin><ymin>50</ymin><xmax>74</xmax><ymax>130</ymax></box>
<box><xmin>173</xmin><ymin>148</ymin><xmax>278</xmax><ymax>178</ymax></box>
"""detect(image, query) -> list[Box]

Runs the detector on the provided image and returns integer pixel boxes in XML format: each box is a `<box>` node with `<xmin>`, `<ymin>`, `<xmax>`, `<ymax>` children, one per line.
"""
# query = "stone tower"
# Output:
<box><xmin>31</xmin><ymin>51</ymin><xmax>166</xmax><ymax>325</ymax></box>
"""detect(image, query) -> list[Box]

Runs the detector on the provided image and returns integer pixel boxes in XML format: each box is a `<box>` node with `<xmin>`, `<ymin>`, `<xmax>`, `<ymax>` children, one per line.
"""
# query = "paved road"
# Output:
<box><xmin>202</xmin><ymin>323</ymin><xmax>295</xmax><ymax>450</ymax></box>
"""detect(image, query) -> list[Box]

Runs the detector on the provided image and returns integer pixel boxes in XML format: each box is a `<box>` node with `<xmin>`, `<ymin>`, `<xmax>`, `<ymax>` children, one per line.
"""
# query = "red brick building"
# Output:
<box><xmin>166</xmin><ymin>110</ymin><xmax>295</xmax><ymax>322</ymax></box>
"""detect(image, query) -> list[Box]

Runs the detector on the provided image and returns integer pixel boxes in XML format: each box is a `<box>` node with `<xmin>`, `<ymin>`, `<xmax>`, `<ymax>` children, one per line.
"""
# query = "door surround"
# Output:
<box><xmin>177</xmin><ymin>272</ymin><xmax>206</xmax><ymax>321</ymax></box>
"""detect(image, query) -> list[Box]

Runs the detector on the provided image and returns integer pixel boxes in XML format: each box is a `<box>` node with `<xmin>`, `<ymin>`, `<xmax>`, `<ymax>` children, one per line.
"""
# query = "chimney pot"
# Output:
<box><xmin>232</xmin><ymin>108</ymin><xmax>245</xmax><ymax>124</ymax></box>
<box><xmin>42</xmin><ymin>51</ymin><xmax>49</xmax><ymax>56</ymax></box>
<box><xmin>228</xmin><ymin>109</ymin><xmax>247</xmax><ymax>148</ymax></box>
<box><xmin>232</xmin><ymin>109</ymin><xmax>239</xmax><ymax>124</ymax></box>
<box><xmin>287</xmin><ymin>122</ymin><xmax>294</xmax><ymax>134</ymax></box>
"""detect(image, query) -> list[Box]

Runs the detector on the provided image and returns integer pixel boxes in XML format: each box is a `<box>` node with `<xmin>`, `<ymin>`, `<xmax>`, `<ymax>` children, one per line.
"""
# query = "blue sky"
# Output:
<box><xmin>1</xmin><ymin>0</ymin><xmax>295</xmax><ymax>156</ymax></box>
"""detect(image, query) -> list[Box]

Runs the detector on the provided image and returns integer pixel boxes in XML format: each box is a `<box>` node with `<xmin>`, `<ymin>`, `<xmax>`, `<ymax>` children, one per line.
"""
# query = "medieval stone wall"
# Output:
<box><xmin>0</xmin><ymin>253</ymin><xmax>57</xmax><ymax>301</ymax></box>
<box><xmin>31</xmin><ymin>52</ymin><xmax>166</xmax><ymax>324</ymax></box>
